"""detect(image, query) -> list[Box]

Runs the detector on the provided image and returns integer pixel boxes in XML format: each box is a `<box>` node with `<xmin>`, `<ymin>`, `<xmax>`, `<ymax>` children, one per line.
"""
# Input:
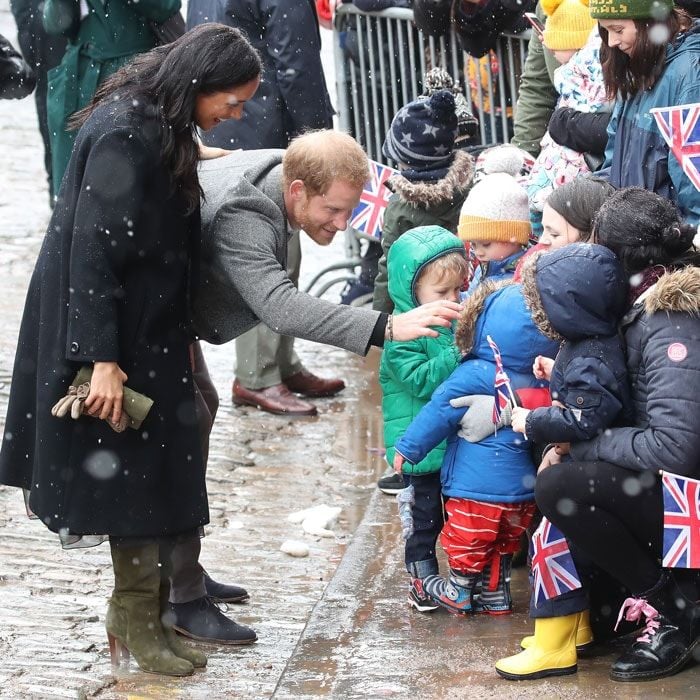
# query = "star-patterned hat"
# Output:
<box><xmin>382</xmin><ymin>89</ymin><xmax>458</xmax><ymax>177</ymax></box>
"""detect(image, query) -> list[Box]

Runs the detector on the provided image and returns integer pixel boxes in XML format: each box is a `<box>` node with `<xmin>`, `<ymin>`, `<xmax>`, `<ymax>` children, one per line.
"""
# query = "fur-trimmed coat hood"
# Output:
<box><xmin>519</xmin><ymin>244</ymin><xmax>628</xmax><ymax>342</ymax></box>
<box><xmin>387</xmin><ymin>149</ymin><xmax>474</xmax><ymax>208</ymax></box>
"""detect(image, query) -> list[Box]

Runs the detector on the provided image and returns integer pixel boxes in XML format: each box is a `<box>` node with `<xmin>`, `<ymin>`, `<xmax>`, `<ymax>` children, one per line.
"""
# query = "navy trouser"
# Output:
<box><xmin>402</xmin><ymin>471</ymin><xmax>444</xmax><ymax>579</ymax></box>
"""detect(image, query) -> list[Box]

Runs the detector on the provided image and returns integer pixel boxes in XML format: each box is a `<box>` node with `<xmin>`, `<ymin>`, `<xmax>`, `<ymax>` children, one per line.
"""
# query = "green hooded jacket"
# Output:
<box><xmin>379</xmin><ymin>225</ymin><xmax>465</xmax><ymax>475</ymax></box>
<box><xmin>44</xmin><ymin>0</ymin><xmax>179</xmax><ymax>194</ymax></box>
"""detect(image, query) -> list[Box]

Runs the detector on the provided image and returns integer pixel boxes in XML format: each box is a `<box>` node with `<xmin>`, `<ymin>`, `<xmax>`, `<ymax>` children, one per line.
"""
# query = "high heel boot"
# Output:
<box><xmin>107</xmin><ymin>539</ymin><xmax>194</xmax><ymax>676</ymax></box>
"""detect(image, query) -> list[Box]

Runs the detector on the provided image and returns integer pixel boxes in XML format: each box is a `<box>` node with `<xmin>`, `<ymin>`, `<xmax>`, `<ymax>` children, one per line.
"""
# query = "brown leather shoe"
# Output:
<box><xmin>284</xmin><ymin>370</ymin><xmax>346</xmax><ymax>398</ymax></box>
<box><xmin>232</xmin><ymin>379</ymin><xmax>317</xmax><ymax>416</ymax></box>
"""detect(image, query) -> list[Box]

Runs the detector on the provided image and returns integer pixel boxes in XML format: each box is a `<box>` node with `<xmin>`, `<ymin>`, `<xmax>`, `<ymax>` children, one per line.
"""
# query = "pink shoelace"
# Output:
<box><xmin>615</xmin><ymin>597</ymin><xmax>661</xmax><ymax>643</ymax></box>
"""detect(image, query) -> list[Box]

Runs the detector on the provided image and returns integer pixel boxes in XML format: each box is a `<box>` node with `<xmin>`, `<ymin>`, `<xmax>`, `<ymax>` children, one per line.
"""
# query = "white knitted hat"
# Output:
<box><xmin>458</xmin><ymin>172</ymin><xmax>531</xmax><ymax>244</ymax></box>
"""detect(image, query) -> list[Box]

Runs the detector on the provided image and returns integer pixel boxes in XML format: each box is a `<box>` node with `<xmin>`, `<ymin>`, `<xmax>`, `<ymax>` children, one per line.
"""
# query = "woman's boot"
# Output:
<box><xmin>610</xmin><ymin>571</ymin><xmax>700</xmax><ymax>682</ymax></box>
<box><xmin>495</xmin><ymin>613</ymin><xmax>578</xmax><ymax>680</ymax></box>
<box><xmin>520</xmin><ymin>609</ymin><xmax>593</xmax><ymax>652</ymax></box>
<box><xmin>107</xmin><ymin>539</ymin><xmax>194</xmax><ymax>676</ymax></box>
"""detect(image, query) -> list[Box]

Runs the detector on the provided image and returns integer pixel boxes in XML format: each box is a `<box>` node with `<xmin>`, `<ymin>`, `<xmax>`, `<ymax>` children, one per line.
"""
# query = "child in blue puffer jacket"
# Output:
<box><xmin>394</xmin><ymin>281</ymin><xmax>558</xmax><ymax>615</ymax></box>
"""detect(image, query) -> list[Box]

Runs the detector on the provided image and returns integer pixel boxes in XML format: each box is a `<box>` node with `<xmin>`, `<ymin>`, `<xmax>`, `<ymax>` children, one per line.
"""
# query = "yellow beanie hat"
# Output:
<box><xmin>542</xmin><ymin>0</ymin><xmax>596</xmax><ymax>51</ymax></box>
<box><xmin>458</xmin><ymin>173</ymin><xmax>531</xmax><ymax>245</ymax></box>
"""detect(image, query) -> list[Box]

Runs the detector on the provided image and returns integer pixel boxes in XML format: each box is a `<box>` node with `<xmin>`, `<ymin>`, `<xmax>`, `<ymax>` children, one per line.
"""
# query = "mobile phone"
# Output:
<box><xmin>524</xmin><ymin>12</ymin><xmax>545</xmax><ymax>41</ymax></box>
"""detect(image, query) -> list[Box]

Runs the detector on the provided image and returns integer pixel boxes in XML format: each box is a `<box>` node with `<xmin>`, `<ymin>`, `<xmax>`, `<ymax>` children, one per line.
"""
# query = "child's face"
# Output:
<box><xmin>540</xmin><ymin>204</ymin><xmax>583</xmax><ymax>251</ymax></box>
<box><xmin>470</xmin><ymin>240</ymin><xmax>522</xmax><ymax>262</ymax></box>
<box><xmin>415</xmin><ymin>269</ymin><xmax>463</xmax><ymax>305</ymax></box>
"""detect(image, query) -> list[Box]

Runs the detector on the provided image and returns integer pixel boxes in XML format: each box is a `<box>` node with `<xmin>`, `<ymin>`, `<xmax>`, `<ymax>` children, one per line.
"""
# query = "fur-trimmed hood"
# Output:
<box><xmin>387</xmin><ymin>150</ymin><xmax>474</xmax><ymax>208</ymax></box>
<box><xmin>520</xmin><ymin>244</ymin><xmax>628</xmax><ymax>342</ymax></box>
<box><xmin>644</xmin><ymin>265</ymin><xmax>700</xmax><ymax>315</ymax></box>
<box><xmin>455</xmin><ymin>279</ymin><xmax>559</xmax><ymax>374</ymax></box>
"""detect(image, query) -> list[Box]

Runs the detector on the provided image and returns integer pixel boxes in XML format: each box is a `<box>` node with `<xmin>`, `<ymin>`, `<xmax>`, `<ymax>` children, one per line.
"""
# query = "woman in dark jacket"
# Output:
<box><xmin>535</xmin><ymin>188</ymin><xmax>700</xmax><ymax>683</ymax></box>
<box><xmin>0</xmin><ymin>23</ymin><xmax>261</xmax><ymax>675</ymax></box>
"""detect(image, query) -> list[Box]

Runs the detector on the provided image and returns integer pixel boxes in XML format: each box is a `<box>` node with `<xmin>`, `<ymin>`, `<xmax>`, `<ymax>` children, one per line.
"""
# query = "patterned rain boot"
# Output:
<box><xmin>474</xmin><ymin>554</ymin><xmax>513</xmax><ymax>615</ymax></box>
<box><xmin>423</xmin><ymin>569</ymin><xmax>477</xmax><ymax>615</ymax></box>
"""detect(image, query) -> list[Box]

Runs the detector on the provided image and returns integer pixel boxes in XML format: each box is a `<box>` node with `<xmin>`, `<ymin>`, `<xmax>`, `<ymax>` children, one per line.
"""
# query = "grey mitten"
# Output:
<box><xmin>449</xmin><ymin>394</ymin><xmax>513</xmax><ymax>443</ymax></box>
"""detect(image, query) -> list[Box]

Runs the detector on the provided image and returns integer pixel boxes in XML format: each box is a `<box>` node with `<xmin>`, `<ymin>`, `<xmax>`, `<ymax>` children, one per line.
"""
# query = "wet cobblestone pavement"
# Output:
<box><xmin>2</xmin><ymin>4</ymin><xmax>700</xmax><ymax>698</ymax></box>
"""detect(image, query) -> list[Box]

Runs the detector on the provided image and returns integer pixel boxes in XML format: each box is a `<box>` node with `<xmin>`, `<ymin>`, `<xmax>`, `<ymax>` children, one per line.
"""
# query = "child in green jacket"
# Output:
<box><xmin>379</xmin><ymin>225</ymin><xmax>468</xmax><ymax>612</ymax></box>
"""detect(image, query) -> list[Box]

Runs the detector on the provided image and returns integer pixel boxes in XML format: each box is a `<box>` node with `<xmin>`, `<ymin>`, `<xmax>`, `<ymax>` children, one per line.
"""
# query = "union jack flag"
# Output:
<box><xmin>651</xmin><ymin>104</ymin><xmax>700</xmax><ymax>192</ymax></box>
<box><xmin>661</xmin><ymin>471</ymin><xmax>700</xmax><ymax>569</ymax></box>
<box><xmin>350</xmin><ymin>159</ymin><xmax>398</xmax><ymax>241</ymax></box>
<box><xmin>486</xmin><ymin>335</ymin><xmax>512</xmax><ymax>424</ymax></box>
<box><xmin>531</xmin><ymin>517</ymin><xmax>582</xmax><ymax>606</ymax></box>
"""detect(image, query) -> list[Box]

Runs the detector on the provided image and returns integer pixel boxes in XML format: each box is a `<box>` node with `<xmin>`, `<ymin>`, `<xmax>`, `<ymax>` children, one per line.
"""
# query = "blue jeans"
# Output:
<box><xmin>403</xmin><ymin>472</ymin><xmax>444</xmax><ymax>579</ymax></box>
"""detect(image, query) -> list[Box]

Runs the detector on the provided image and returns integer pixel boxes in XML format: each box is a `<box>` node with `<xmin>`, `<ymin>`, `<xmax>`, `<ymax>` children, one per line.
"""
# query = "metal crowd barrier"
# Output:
<box><xmin>333</xmin><ymin>4</ymin><xmax>531</xmax><ymax>165</ymax></box>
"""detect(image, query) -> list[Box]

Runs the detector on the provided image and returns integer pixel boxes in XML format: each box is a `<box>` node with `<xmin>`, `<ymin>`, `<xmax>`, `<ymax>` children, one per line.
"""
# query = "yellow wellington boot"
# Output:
<box><xmin>496</xmin><ymin>613</ymin><xmax>578</xmax><ymax>680</ymax></box>
<box><xmin>520</xmin><ymin>609</ymin><xmax>593</xmax><ymax>652</ymax></box>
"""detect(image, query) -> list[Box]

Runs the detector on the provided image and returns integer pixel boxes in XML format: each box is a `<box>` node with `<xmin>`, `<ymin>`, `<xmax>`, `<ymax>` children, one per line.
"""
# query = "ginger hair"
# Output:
<box><xmin>283</xmin><ymin>130</ymin><xmax>369</xmax><ymax>195</ymax></box>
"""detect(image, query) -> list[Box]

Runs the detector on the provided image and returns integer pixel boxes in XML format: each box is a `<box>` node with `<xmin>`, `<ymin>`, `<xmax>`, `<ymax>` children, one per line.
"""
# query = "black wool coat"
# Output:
<box><xmin>0</xmin><ymin>98</ymin><xmax>209</xmax><ymax>538</ymax></box>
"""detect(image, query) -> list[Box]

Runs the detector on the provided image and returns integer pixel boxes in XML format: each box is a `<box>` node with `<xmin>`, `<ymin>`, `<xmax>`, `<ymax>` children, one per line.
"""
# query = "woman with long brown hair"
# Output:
<box><xmin>0</xmin><ymin>23</ymin><xmax>261</xmax><ymax>675</ymax></box>
<box><xmin>586</xmin><ymin>0</ymin><xmax>700</xmax><ymax>226</ymax></box>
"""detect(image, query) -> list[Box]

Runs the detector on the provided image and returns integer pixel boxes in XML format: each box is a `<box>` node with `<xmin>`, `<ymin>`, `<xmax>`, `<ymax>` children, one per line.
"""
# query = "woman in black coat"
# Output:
<box><xmin>535</xmin><ymin>189</ymin><xmax>700</xmax><ymax>683</ymax></box>
<box><xmin>0</xmin><ymin>23</ymin><xmax>261</xmax><ymax>675</ymax></box>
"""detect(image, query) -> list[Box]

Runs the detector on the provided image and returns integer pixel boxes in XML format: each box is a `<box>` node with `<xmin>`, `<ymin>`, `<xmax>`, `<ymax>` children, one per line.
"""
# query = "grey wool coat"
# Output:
<box><xmin>0</xmin><ymin>98</ymin><xmax>208</xmax><ymax>538</ymax></box>
<box><xmin>192</xmin><ymin>150</ymin><xmax>382</xmax><ymax>354</ymax></box>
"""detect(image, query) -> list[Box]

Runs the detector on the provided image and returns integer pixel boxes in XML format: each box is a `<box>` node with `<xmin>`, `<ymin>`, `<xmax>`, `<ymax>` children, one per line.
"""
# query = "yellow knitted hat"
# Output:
<box><xmin>542</xmin><ymin>0</ymin><xmax>596</xmax><ymax>51</ymax></box>
<box><xmin>457</xmin><ymin>173</ymin><xmax>531</xmax><ymax>245</ymax></box>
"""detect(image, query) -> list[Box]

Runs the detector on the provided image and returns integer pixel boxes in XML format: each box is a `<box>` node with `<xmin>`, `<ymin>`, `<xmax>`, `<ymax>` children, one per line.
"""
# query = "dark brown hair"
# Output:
<box><xmin>70</xmin><ymin>24</ymin><xmax>261</xmax><ymax>213</ymax></box>
<box><xmin>598</xmin><ymin>9</ymin><xmax>692</xmax><ymax>100</ymax></box>
<box><xmin>546</xmin><ymin>177</ymin><xmax>615</xmax><ymax>242</ymax></box>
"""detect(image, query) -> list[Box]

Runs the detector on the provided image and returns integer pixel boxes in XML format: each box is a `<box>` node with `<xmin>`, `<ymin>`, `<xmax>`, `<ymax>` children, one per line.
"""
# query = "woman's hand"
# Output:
<box><xmin>533</xmin><ymin>355</ymin><xmax>554</xmax><ymax>381</ymax></box>
<box><xmin>393</xmin><ymin>451</ymin><xmax>405</xmax><ymax>474</ymax></box>
<box><xmin>389</xmin><ymin>300</ymin><xmax>462</xmax><ymax>341</ymax></box>
<box><xmin>511</xmin><ymin>406</ymin><xmax>530</xmax><ymax>434</ymax></box>
<box><xmin>538</xmin><ymin>447</ymin><xmax>562</xmax><ymax>474</ymax></box>
<box><xmin>84</xmin><ymin>362</ymin><xmax>128</xmax><ymax>426</ymax></box>
<box><xmin>198</xmin><ymin>143</ymin><xmax>237</xmax><ymax>160</ymax></box>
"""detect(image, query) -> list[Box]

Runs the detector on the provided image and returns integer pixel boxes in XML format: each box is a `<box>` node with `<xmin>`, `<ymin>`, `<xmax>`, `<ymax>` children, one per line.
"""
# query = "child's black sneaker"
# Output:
<box><xmin>408</xmin><ymin>578</ymin><xmax>439</xmax><ymax>613</ymax></box>
<box><xmin>377</xmin><ymin>472</ymin><xmax>405</xmax><ymax>494</ymax></box>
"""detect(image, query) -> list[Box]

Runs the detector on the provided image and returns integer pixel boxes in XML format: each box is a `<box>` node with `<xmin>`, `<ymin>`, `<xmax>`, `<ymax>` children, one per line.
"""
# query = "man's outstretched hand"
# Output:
<box><xmin>390</xmin><ymin>300</ymin><xmax>462</xmax><ymax>341</ymax></box>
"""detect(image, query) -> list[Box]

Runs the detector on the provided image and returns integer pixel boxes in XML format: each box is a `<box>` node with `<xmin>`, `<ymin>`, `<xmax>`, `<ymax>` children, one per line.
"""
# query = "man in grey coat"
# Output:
<box><xmin>168</xmin><ymin>130</ymin><xmax>462</xmax><ymax>644</ymax></box>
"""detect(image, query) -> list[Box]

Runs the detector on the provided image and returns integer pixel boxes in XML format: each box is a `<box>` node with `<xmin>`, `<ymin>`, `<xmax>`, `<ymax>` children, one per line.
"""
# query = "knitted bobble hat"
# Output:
<box><xmin>542</xmin><ymin>0</ymin><xmax>596</xmax><ymax>50</ymax></box>
<box><xmin>582</xmin><ymin>0</ymin><xmax>673</xmax><ymax>20</ymax></box>
<box><xmin>382</xmin><ymin>89</ymin><xmax>458</xmax><ymax>173</ymax></box>
<box><xmin>458</xmin><ymin>173</ymin><xmax>531</xmax><ymax>244</ymax></box>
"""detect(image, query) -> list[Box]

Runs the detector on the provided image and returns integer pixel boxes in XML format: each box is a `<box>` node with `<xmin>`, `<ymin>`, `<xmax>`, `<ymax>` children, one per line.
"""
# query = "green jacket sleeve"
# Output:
<box><xmin>510</xmin><ymin>2</ymin><xmax>559</xmax><ymax>157</ymax></box>
<box><xmin>384</xmin><ymin>338</ymin><xmax>461</xmax><ymax>401</ymax></box>
<box><xmin>42</xmin><ymin>0</ymin><xmax>80</xmax><ymax>37</ymax></box>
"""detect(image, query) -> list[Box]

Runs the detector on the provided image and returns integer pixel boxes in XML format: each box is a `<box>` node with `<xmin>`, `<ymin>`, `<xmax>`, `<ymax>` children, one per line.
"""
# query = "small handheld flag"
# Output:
<box><xmin>651</xmin><ymin>104</ymin><xmax>700</xmax><ymax>193</ymax></box>
<box><xmin>531</xmin><ymin>517</ymin><xmax>582</xmax><ymax>606</ymax></box>
<box><xmin>486</xmin><ymin>335</ymin><xmax>517</xmax><ymax>425</ymax></box>
<box><xmin>350</xmin><ymin>159</ymin><xmax>398</xmax><ymax>241</ymax></box>
<box><xmin>661</xmin><ymin>470</ymin><xmax>700</xmax><ymax>569</ymax></box>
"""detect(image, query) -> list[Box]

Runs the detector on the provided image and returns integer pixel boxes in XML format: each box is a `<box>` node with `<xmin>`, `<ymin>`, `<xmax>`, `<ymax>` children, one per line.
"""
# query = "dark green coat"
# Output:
<box><xmin>372</xmin><ymin>150</ymin><xmax>474</xmax><ymax>313</ymax></box>
<box><xmin>45</xmin><ymin>0</ymin><xmax>178</xmax><ymax>193</ymax></box>
<box><xmin>510</xmin><ymin>1</ymin><xmax>560</xmax><ymax>156</ymax></box>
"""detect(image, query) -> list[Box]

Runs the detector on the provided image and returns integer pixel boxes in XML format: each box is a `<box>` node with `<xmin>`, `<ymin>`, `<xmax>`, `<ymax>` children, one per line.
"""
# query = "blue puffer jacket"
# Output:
<box><xmin>520</xmin><ymin>244</ymin><xmax>633</xmax><ymax>444</ymax></box>
<box><xmin>570</xmin><ymin>265</ymin><xmax>700</xmax><ymax>479</ymax></box>
<box><xmin>396</xmin><ymin>282</ymin><xmax>559</xmax><ymax>503</ymax></box>
<box><xmin>602</xmin><ymin>20</ymin><xmax>700</xmax><ymax>226</ymax></box>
